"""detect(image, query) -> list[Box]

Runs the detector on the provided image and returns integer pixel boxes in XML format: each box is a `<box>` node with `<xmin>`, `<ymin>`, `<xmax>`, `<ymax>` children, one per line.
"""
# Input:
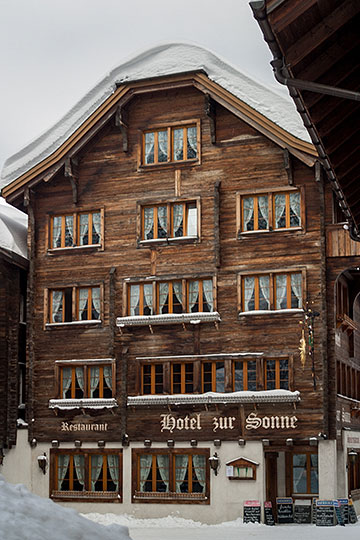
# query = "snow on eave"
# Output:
<box><xmin>226</xmin><ymin>457</ymin><xmax>259</xmax><ymax>466</ymax></box>
<box><xmin>1</xmin><ymin>43</ymin><xmax>312</xmax><ymax>190</ymax></box>
<box><xmin>0</xmin><ymin>198</ymin><xmax>28</xmax><ymax>260</ymax></box>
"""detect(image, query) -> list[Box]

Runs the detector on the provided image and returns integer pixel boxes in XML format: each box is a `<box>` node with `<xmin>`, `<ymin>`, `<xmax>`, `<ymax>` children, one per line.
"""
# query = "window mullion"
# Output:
<box><xmin>154</xmin><ymin>132</ymin><xmax>159</xmax><ymax>164</ymax></box>
<box><xmin>189</xmin><ymin>455</ymin><xmax>193</xmax><ymax>493</ymax></box>
<box><xmin>244</xmin><ymin>362</ymin><xmax>248</xmax><ymax>391</ymax></box>
<box><xmin>254</xmin><ymin>196</ymin><xmax>259</xmax><ymax>230</ymax></box>
<box><xmin>183</xmin><ymin>127</ymin><xmax>187</xmax><ymax>160</ymax></box>
<box><xmin>61</xmin><ymin>216</ymin><xmax>65</xmax><ymax>248</ymax></box>
<box><xmin>99</xmin><ymin>366</ymin><xmax>104</xmax><ymax>398</ymax></box>
<box><xmin>169</xmin><ymin>282</ymin><xmax>173</xmax><ymax>314</ymax></box>
<box><xmin>71</xmin><ymin>368</ymin><xmax>75</xmax><ymax>399</ymax></box>
<box><xmin>89</xmin><ymin>213</ymin><xmax>93</xmax><ymax>245</ymax></box>
<box><xmin>103</xmin><ymin>455</ymin><xmax>107</xmax><ymax>491</ymax></box>
<box><xmin>199</xmin><ymin>280</ymin><xmax>203</xmax><ymax>311</ymax></box>
<box><xmin>276</xmin><ymin>359</ymin><xmax>280</xmax><ymax>389</ymax></box>
<box><xmin>167</xmin><ymin>128</ymin><xmax>171</xmax><ymax>162</ymax></box>
<box><xmin>152</xmin><ymin>454</ymin><xmax>157</xmax><ymax>492</ymax></box>
<box><xmin>151</xmin><ymin>365</ymin><xmax>155</xmax><ymax>394</ymax></box>
<box><xmin>255</xmin><ymin>277</ymin><xmax>260</xmax><ymax>310</ymax></box>
<box><xmin>286</xmin><ymin>193</ymin><xmax>291</xmax><ymax>228</ymax></box>
<box><xmin>69</xmin><ymin>455</ymin><xmax>74</xmax><ymax>490</ymax></box>
<box><xmin>287</xmin><ymin>275</ymin><xmax>291</xmax><ymax>309</ymax></box>
<box><xmin>154</xmin><ymin>207</ymin><xmax>158</xmax><ymax>239</ymax></box>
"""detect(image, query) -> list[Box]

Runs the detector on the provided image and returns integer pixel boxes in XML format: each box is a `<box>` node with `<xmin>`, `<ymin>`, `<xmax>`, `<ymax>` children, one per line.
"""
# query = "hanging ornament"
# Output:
<box><xmin>299</xmin><ymin>326</ymin><xmax>306</xmax><ymax>369</ymax></box>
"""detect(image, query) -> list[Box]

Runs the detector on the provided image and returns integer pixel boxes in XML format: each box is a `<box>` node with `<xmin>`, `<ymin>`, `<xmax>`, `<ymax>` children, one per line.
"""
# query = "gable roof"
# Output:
<box><xmin>1</xmin><ymin>43</ymin><xmax>316</xmax><ymax>200</ymax></box>
<box><xmin>0</xmin><ymin>198</ymin><xmax>28</xmax><ymax>261</ymax></box>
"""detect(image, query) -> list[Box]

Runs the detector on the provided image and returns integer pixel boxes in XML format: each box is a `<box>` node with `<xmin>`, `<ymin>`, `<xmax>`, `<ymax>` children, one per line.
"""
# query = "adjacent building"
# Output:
<box><xmin>1</xmin><ymin>43</ymin><xmax>359</xmax><ymax>522</ymax></box>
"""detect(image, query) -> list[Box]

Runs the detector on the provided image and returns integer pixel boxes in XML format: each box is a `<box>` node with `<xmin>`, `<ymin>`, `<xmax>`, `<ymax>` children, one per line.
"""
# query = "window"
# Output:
<box><xmin>233</xmin><ymin>360</ymin><xmax>257</xmax><ymax>391</ymax></box>
<box><xmin>238</xmin><ymin>189</ymin><xmax>302</xmax><ymax>233</ymax></box>
<box><xmin>142</xmin><ymin>364</ymin><xmax>164</xmax><ymax>395</ymax></box>
<box><xmin>128</xmin><ymin>278</ymin><xmax>214</xmax><ymax>316</ymax></box>
<box><xmin>132</xmin><ymin>449</ymin><xmax>209</xmax><ymax>503</ymax></box>
<box><xmin>49</xmin><ymin>210</ymin><xmax>103</xmax><ymax>249</ymax></box>
<box><xmin>141</xmin><ymin>200</ymin><xmax>198</xmax><ymax>241</ymax></box>
<box><xmin>291</xmin><ymin>452</ymin><xmax>318</xmax><ymax>495</ymax></box>
<box><xmin>202</xmin><ymin>362</ymin><xmax>225</xmax><ymax>392</ymax></box>
<box><xmin>142</xmin><ymin>123</ymin><xmax>199</xmax><ymax>166</ymax></box>
<box><xmin>348</xmin><ymin>450</ymin><xmax>360</xmax><ymax>494</ymax></box>
<box><xmin>265</xmin><ymin>359</ymin><xmax>289</xmax><ymax>390</ymax></box>
<box><xmin>47</xmin><ymin>286</ymin><xmax>101</xmax><ymax>324</ymax></box>
<box><xmin>239</xmin><ymin>272</ymin><xmax>303</xmax><ymax>312</ymax></box>
<box><xmin>51</xmin><ymin>450</ymin><xmax>122</xmax><ymax>501</ymax></box>
<box><xmin>171</xmin><ymin>363</ymin><xmax>194</xmax><ymax>393</ymax></box>
<box><xmin>59</xmin><ymin>363</ymin><xmax>114</xmax><ymax>399</ymax></box>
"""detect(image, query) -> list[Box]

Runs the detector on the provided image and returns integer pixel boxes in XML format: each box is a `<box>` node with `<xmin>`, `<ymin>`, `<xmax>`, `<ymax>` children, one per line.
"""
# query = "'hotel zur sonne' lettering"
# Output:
<box><xmin>160</xmin><ymin>414</ymin><xmax>237</xmax><ymax>433</ymax></box>
<box><xmin>245</xmin><ymin>412</ymin><xmax>298</xmax><ymax>430</ymax></box>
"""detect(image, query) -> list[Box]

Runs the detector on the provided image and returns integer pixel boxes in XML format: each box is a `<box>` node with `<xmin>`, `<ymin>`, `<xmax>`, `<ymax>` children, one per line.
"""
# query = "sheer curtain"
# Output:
<box><xmin>243</xmin><ymin>197</ymin><xmax>254</xmax><ymax>231</ymax></box>
<box><xmin>157</xmin><ymin>131</ymin><xmax>168</xmax><ymax>162</ymax></box>
<box><xmin>157</xmin><ymin>206</ymin><xmax>167</xmax><ymax>237</ymax></box>
<box><xmin>75</xmin><ymin>367</ymin><xmax>84</xmax><ymax>396</ymax></box>
<box><xmin>173</xmin><ymin>129</ymin><xmax>183</xmax><ymax>160</ymax></box>
<box><xmin>140</xmin><ymin>454</ymin><xmax>153</xmax><ymax>491</ymax></box>
<box><xmin>143</xmin><ymin>283</ymin><xmax>153</xmax><ymax>315</ymax></box>
<box><xmin>53</xmin><ymin>216</ymin><xmax>62</xmax><ymax>248</ymax></box>
<box><xmin>259</xmin><ymin>276</ymin><xmax>270</xmax><ymax>310</ymax></box>
<box><xmin>276</xmin><ymin>274</ymin><xmax>287</xmax><ymax>309</ymax></box>
<box><xmin>130</xmin><ymin>285</ymin><xmax>140</xmax><ymax>316</ymax></box>
<box><xmin>61</xmin><ymin>367</ymin><xmax>72</xmax><ymax>398</ymax></box>
<box><xmin>52</xmin><ymin>291</ymin><xmax>63</xmax><ymax>322</ymax></box>
<box><xmin>244</xmin><ymin>277</ymin><xmax>255</xmax><ymax>311</ymax></box>
<box><xmin>79</xmin><ymin>214</ymin><xmax>89</xmax><ymax>246</ymax></box>
<box><xmin>173</xmin><ymin>282</ymin><xmax>183</xmax><ymax>312</ymax></box>
<box><xmin>104</xmin><ymin>365</ymin><xmax>112</xmax><ymax>393</ymax></box>
<box><xmin>187</xmin><ymin>127</ymin><xmax>197</xmax><ymax>159</ymax></box>
<box><xmin>90</xmin><ymin>455</ymin><xmax>103</xmax><ymax>491</ymax></box>
<box><xmin>192</xmin><ymin>455</ymin><xmax>205</xmax><ymax>492</ymax></box>
<box><xmin>158</xmin><ymin>283</ymin><xmax>168</xmax><ymax>314</ymax></box>
<box><xmin>92</xmin><ymin>212</ymin><xmax>101</xmax><ymax>244</ymax></box>
<box><xmin>188</xmin><ymin>281</ymin><xmax>199</xmax><ymax>312</ymax></box>
<box><xmin>57</xmin><ymin>454</ymin><xmax>70</xmax><ymax>490</ymax></box>
<box><xmin>203</xmin><ymin>280</ymin><xmax>213</xmax><ymax>312</ymax></box>
<box><xmin>107</xmin><ymin>455</ymin><xmax>119</xmax><ymax>490</ymax></box>
<box><xmin>156</xmin><ymin>455</ymin><xmax>169</xmax><ymax>492</ymax></box>
<box><xmin>144</xmin><ymin>208</ymin><xmax>154</xmax><ymax>240</ymax></box>
<box><xmin>290</xmin><ymin>192</ymin><xmax>301</xmax><ymax>226</ymax></box>
<box><xmin>65</xmin><ymin>216</ymin><xmax>74</xmax><ymax>247</ymax></box>
<box><xmin>257</xmin><ymin>195</ymin><xmax>269</xmax><ymax>229</ymax></box>
<box><xmin>291</xmin><ymin>273</ymin><xmax>302</xmax><ymax>308</ymax></box>
<box><xmin>78</xmin><ymin>289</ymin><xmax>88</xmax><ymax>320</ymax></box>
<box><xmin>90</xmin><ymin>367</ymin><xmax>100</xmax><ymax>398</ymax></box>
<box><xmin>91</xmin><ymin>287</ymin><xmax>100</xmax><ymax>319</ymax></box>
<box><xmin>145</xmin><ymin>133</ymin><xmax>155</xmax><ymax>164</ymax></box>
<box><xmin>275</xmin><ymin>194</ymin><xmax>286</xmax><ymax>228</ymax></box>
<box><xmin>73</xmin><ymin>454</ymin><xmax>85</xmax><ymax>490</ymax></box>
<box><xmin>175</xmin><ymin>455</ymin><xmax>189</xmax><ymax>492</ymax></box>
<box><xmin>172</xmin><ymin>204</ymin><xmax>183</xmax><ymax>237</ymax></box>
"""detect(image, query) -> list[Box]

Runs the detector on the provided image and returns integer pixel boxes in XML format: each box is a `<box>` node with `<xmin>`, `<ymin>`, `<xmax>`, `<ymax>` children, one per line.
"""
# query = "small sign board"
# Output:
<box><xmin>264</xmin><ymin>501</ymin><xmax>275</xmax><ymax>526</ymax></box>
<box><xmin>334</xmin><ymin>499</ymin><xmax>345</xmax><ymax>526</ymax></box>
<box><xmin>316</xmin><ymin>500</ymin><xmax>335</xmax><ymax>527</ymax></box>
<box><xmin>338</xmin><ymin>498</ymin><xmax>349</xmax><ymax>524</ymax></box>
<box><xmin>243</xmin><ymin>500</ymin><xmax>261</xmax><ymax>523</ymax></box>
<box><xmin>312</xmin><ymin>497</ymin><xmax>318</xmax><ymax>524</ymax></box>
<box><xmin>349</xmin><ymin>499</ymin><xmax>358</xmax><ymax>524</ymax></box>
<box><xmin>276</xmin><ymin>497</ymin><xmax>294</xmax><ymax>523</ymax></box>
<box><xmin>294</xmin><ymin>499</ymin><xmax>312</xmax><ymax>524</ymax></box>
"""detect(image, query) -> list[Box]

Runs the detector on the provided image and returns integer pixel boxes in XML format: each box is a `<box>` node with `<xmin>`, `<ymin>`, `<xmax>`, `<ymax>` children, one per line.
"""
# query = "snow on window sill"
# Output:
<box><xmin>128</xmin><ymin>389</ymin><xmax>300</xmax><ymax>407</ymax></box>
<box><xmin>138</xmin><ymin>236</ymin><xmax>198</xmax><ymax>246</ymax></box>
<box><xmin>47</xmin><ymin>244</ymin><xmax>101</xmax><ymax>254</ymax></box>
<box><xmin>45</xmin><ymin>320</ymin><xmax>102</xmax><ymax>328</ymax></box>
<box><xmin>238</xmin><ymin>227</ymin><xmax>302</xmax><ymax>237</ymax></box>
<box><xmin>238</xmin><ymin>308</ymin><xmax>303</xmax><ymax>316</ymax></box>
<box><xmin>117</xmin><ymin>312</ymin><xmax>220</xmax><ymax>327</ymax></box>
<box><xmin>49</xmin><ymin>398</ymin><xmax>118</xmax><ymax>410</ymax></box>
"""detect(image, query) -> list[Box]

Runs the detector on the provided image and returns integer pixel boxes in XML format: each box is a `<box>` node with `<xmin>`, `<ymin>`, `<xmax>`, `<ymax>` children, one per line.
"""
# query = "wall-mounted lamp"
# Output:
<box><xmin>37</xmin><ymin>453</ymin><xmax>48</xmax><ymax>475</ymax></box>
<box><xmin>167</xmin><ymin>440</ymin><xmax>175</xmax><ymax>448</ymax></box>
<box><xmin>318</xmin><ymin>432</ymin><xmax>328</xmax><ymax>440</ymax></box>
<box><xmin>190</xmin><ymin>440</ymin><xmax>198</xmax><ymax>447</ymax></box>
<box><xmin>214</xmin><ymin>439</ymin><xmax>221</xmax><ymax>447</ymax></box>
<box><xmin>348</xmin><ymin>449</ymin><xmax>358</xmax><ymax>464</ymax></box>
<box><xmin>122</xmin><ymin>434</ymin><xmax>129</xmax><ymax>447</ymax></box>
<box><xmin>209</xmin><ymin>452</ymin><xmax>220</xmax><ymax>476</ymax></box>
<box><xmin>97</xmin><ymin>440</ymin><xmax>105</xmax><ymax>448</ymax></box>
<box><xmin>144</xmin><ymin>439</ymin><xmax>152</xmax><ymax>447</ymax></box>
<box><xmin>51</xmin><ymin>440</ymin><xmax>59</xmax><ymax>448</ymax></box>
<box><xmin>238</xmin><ymin>439</ymin><xmax>246</xmax><ymax>446</ymax></box>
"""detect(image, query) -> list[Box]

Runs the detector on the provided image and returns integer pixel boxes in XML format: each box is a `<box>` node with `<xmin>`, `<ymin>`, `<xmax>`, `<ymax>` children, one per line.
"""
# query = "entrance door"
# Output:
<box><xmin>266</xmin><ymin>452</ymin><xmax>278</xmax><ymax>516</ymax></box>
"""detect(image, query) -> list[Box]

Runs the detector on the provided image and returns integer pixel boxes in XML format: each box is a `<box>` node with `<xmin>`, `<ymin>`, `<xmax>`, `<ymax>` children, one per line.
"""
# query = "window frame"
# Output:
<box><xmin>289</xmin><ymin>451</ymin><xmax>319</xmax><ymax>496</ymax></box>
<box><xmin>125</xmin><ymin>276</ymin><xmax>216</xmax><ymax>317</ymax></box>
<box><xmin>44</xmin><ymin>283</ymin><xmax>104</xmax><ymax>327</ymax></box>
<box><xmin>237</xmin><ymin>268</ymin><xmax>306</xmax><ymax>314</ymax></box>
<box><xmin>55</xmin><ymin>359</ymin><xmax>115</xmax><ymax>400</ymax></box>
<box><xmin>50</xmin><ymin>448</ymin><xmax>122</xmax><ymax>502</ymax></box>
<box><xmin>232</xmin><ymin>359</ymin><xmax>258</xmax><ymax>391</ymax></box>
<box><xmin>140</xmin><ymin>120</ymin><xmax>201</xmax><ymax>168</ymax></box>
<box><xmin>47</xmin><ymin>208</ymin><xmax>104</xmax><ymax>252</ymax></box>
<box><xmin>137</xmin><ymin>197</ymin><xmax>201</xmax><ymax>244</ymax></box>
<box><xmin>132</xmin><ymin>448</ymin><xmax>210</xmax><ymax>504</ymax></box>
<box><xmin>171</xmin><ymin>362</ymin><xmax>194</xmax><ymax>394</ymax></box>
<box><xmin>141</xmin><ymin>363</ymin><xmax>164</xmax><ymax>395</ymax></box>
<box><xmin>236</xmin><ymin>186</ymin><xmax>305</xmax><ymax>235</ymax></box>
<box><xmin>264</xmin><ymin>358</ymin><xmax>289</xmax><ymax>391</ymax></box>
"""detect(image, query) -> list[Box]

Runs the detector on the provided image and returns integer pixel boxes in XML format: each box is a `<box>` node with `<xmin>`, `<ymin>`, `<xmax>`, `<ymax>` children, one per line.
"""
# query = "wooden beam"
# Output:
<box><xmin>268</xmin><ymin>0</ymin><xmax>317</xmax><ymax>33</ymax></box>
<box><xmin>115</xmin><ymin>105</ymin><xmax>128</xmax><ymax>152</ymax></box>
<box><xmin>204</xmin><ymin>94</ymin><xmax>216</xmax><ymax>144</ymax></box>
<box><xmin>283</xmin><ymin>149</ymin><xmax>293</xmax><ymax>185</ymax></box>
<box><xmin>64</xmin><ymin>157</ymin><xmax>78</xmax><ymax>204</ymax></box>
<box><xmin>286</xmin><ymin>1</ymin><xmax>360</xmax><ymax>67</ymax></box>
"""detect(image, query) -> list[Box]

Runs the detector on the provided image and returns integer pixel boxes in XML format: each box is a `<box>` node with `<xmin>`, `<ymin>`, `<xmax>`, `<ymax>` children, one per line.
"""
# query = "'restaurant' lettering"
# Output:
<box><xmin>245</xmin><ymin>412</ymin><xmax>298</xmax><ymax>430</ymax></box>
<box><xmin>60</xmin><ymin>422</ymin><xmax>108</xmax><ymax>432</ymax></box>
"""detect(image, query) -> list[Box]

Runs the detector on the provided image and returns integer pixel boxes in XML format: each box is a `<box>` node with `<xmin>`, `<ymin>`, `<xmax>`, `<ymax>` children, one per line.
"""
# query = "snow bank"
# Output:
<box><xmin>0</xmin><ymin>197</ymin><xmax>27</xmax><ymax>259</ymax></box>
<box><xmin>1</xmin><ymin>43</ymin><xmax>310</xmax><ymax>189</ymax></box>
<box><xmin>0</xmin><ymin>476</ymin><xmax>131</xmax><ymax>540</ymax></box>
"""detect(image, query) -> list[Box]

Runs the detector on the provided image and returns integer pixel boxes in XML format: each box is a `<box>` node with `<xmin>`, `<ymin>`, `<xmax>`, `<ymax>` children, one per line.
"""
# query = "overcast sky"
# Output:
<box><xmin>0</xmin><ymin>0</ymin><xmax>282</xmax><ymax>176</ymax></box>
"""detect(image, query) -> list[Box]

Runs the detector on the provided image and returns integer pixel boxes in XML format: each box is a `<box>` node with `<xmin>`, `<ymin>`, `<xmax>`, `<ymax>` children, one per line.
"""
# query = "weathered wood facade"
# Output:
<box><xmin>2</xmin><ymin>44</ymin><xmax>360</xmax><ymax>520</ymax></box>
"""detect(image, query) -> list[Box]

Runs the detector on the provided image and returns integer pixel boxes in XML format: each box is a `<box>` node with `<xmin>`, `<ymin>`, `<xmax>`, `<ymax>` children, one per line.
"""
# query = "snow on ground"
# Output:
<box><xmin>84</xmin><ymin>512</ymin><xmax>360</xmax><ymax>540</ymax></box>
<box><xmin>0</xmin><ymin>476</ymin><xmax>131</xmax><ymax>540</ymax></box>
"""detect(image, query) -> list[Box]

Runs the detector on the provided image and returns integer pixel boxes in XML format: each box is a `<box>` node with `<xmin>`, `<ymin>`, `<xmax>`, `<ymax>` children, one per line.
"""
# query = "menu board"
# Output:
<box><xmin>276</xmin><ymin>497</ymin><xmax>294</xmax><ymax>524</ymax></box>
<box><xmin>334</xmin><ymin>500</ymin><xmax>345</xmax><ymax>526</ymax></box>
<box><xmin>312</xmin><ymin>497</ymin><xmax>318</xmax><ymax>524</ymax></box>
<box><xmin>337</xmin><ymin>498</ymin><xmax>349</xmax><ymax>524</ymax></box>
<box><xmin>243</xmin><ymin>500</ymin><xmax>261</xmax><ymax>523</ymax></box>
<box><xmin>316</xmin><ymin>500</ymin><xmax>335</xmax><ymax>527</ymax></box>
<box><xmin>349</xmin><ymin>500</ymin><xmax>358</xmax><ymax>524</ymax></box>
<box><xmin>294</xmin><ymin>499</ymin><xmax>312</xmax><ymax>524</ymax></box>
<box><xmin>264</xmin><ymin>501</ymin><xmax>275</xmax><ymax>526</ymax></box>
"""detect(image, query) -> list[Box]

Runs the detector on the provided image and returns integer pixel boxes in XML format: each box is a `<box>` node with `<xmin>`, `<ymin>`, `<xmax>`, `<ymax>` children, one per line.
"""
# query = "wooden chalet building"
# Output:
<box><xmin>1</xmin><ymin>43</ymin><xmax>360</xmax><ymax>521</ymax></box>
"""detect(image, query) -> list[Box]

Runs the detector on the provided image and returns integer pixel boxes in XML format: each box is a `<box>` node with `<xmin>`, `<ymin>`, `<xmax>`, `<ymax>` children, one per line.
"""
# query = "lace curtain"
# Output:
<box><xmin>107</xmin><ymin>455</ymin><xmax>119</xmax><ymax>490</ymax></box>
<box><xmin>157</xmin><ymin>206</ymin><xmax>167</xmax><ymax>237</ymax></box>
<box><xmin>145</xmin><ymin>132</ymin><xmax>155</xmax><ymax>164</ymax></box>
<box><xmin>257</xmin><ymin>195</ymin><xmax>269</xmax><ymax>229</ymax></box>
<box><xmin>91</xmin><ymin>287</ymin><xmax>100</xmax><ymax>319</ymax></box>
<box><xmin>175</xmin><ymin>455</ymin><xmax>189</xmax><ymax>492</ymax></box>
<box><xmin>65</xmin><ymin>216</ymin><xmax>74</xmax><ymax>247</ymax></box>
<box><xmin>79</xmin><ymin>214</ymin><xmax>88</xmax><ymax>246</ymax></box>
<box><xmin>259</xmin><ymin>276</ymin><xmax>270</xmax><ymax>310</ymax></box>
<box><xmin>173</xmin><ymin>128</ymin><xmax>183</xmax><ymax>161</ymax></box>
<box><xmin>103</xmin><ymin>366</ymin><xmax>112</xmax><ymax>391</ymax></box>
<box><xmin>173</xmin><ymin>282</ymin><xmax>183</xmax><ymax>311</ymax></box>
<box><xmin>290</xmin><ymin>192</ymin><xmax>301</xmax><ymax>226</ymax></box>
<box><xmin>90</xmin><ymin>367</ymin><xmax>100</xmax><ymax>398</ymax></box>
<box><xmin>53</xmin><ymin>216</ymin><xmax>62</xmax><ymax>248</ymax></box>
<box><xmin>75</xmin><ymin>367</ymin><xmax>84</xmax><ymax>394</ymax></box>
<box><xmin>203</xmin><ymin>280</ymin><xmax>213</xmax><ymax>312</ymax></box>
<box><xmin>73</xmin><ymin>455</ymin><xmax>85</xmax><ymax>490</ymax></box>
<box><xmin>158</xmin><ymin>283</ymin><xmax>169</xmax><ymax>314</ymax></box>
<box><xmin>61</xmin><ymin>367</ymin><xmax>72</xmax><ymax>398</ymax></box>
<box><xmin>172</xmin><ymin>204</ymin><xmax>183</xmax><ymax>237</ymax></box>
<box><xmin>90</xmin><ymin>455</ymin><xmax>103</xmax><ymax>491</ymax></box>
<box><xmin>186</xmin><ymin>127</ymin><xmax>197</xmax><ymax>159</ymax></box>
<box><xmin>157</xmin><ymin>131</ymin><xmax>168</xmax><ymax>162</ymax></box>
<box><xmin>130</xmin><ymin>285</ymin><xmax>140</xmax><ymax>316</ymax></box>
<box><xmin>57</xmin><ymin>454</ymin><xmax>70</xmax><ymax>490</ymax></box>
<box><xmin>243</xmin><ymin>197</ymin><xmax>254</xmax><ymax>231</ymax></box>
<box><xmin>244</xmin><ymin>277</ymin><xmax>255</xmax><ymax>311</ymax></box>
<box><xmin>144</xmin><ymin>207</ymin><xmax>154</xmax><ymax>240</ymax></box>
<box><xmin>192</xmin><ymin>455</ymin><xmax>205</xmax><ymax>491</ymax></box>
<box><xmin>156</xmin><ymin>455</ymin><xmax>169</xmax><ymax>492</ymax></box>
<box><xmin>291</xmin><ymin>273</ymin><xmax>302</xmax><ymax>308</ymax></box>
<box><xmin>275</xmin><ymin>194</ymin><xmax>286</xmax><ymax>228</ymax></box>
<box><xmin>78</xmin><ymin>288</ymin><xmax>88</xmax><ymax>320</ymax></box>
<box><xmin>276</xmin><ymin>274</ymin><xmax>287</xmax><ymax>309</ymax></box>
<box><xmin>139</xmin><ymin>454</ymin><xmax>153</xmax><ymax>491</ymax></box>
<box><xmin>188</xmin><ymin>281</ymin><xmax>199</xmax><ymax>312</ymax></box>
<box><xmin>52</xmin><ymin>291</ymin><xmax>63</xmax><ymax>322</ymax></box>
<box><xmin>92</xmin><ymin>212</ymin><xmax>101</xmax><ymax>243</ymax></box>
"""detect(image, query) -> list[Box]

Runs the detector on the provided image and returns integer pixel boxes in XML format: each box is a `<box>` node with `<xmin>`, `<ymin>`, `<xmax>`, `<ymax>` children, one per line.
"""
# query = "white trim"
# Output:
<box><xmin>137</xmin><ymin>352</ymin><xmax>264</xmax><ymax>360</ymax></box>
<box><xmin>117</xmin><ymin>311</ymin><xmax>221</xmax><ymax>327</ymax></box>
<box><xmin>49</xmin><ymin>398</ymin><xmax>118</xmax><ymax>410</ymax></box>
<box><xmin>45</xmin><ymin>320</ymin><xmax>102</xmax><ymax>328</ymax></box>
<box><xmin>55</xmin><ymin>358</ymin><xmax>114</xmax><ymax>364</ymax></box>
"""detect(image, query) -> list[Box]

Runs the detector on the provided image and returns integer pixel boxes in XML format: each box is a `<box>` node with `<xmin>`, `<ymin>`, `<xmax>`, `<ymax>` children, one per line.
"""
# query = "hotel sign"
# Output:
<box><xmin>160</xmin><ymin>413</ymin><xmax>236</xmax><ymax>433</ymax></box>
<box><xmin>245</xmin><ymin>412</ymin><xmax>298</xmax><ymax>430</ymax></box>
<box><xmin>60</xmin><ymin>422</ymin><xmax>108</xmax><ymax>432</ymax></box>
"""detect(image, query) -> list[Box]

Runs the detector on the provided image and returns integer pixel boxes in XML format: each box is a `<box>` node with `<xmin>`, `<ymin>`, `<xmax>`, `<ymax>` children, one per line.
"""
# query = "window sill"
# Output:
<box><xmin>238</xmin><ymin>227</ymin><xmax>303</xmax><ymax>238</ymax></box>
<box><xmin>47</xmin><ymin>244</ymin><xmax>102</xmax><ymax>254</ymax></box>
<box><xmin>138</xmin><ymin>159</ymin><xmax>199</xmax><ymax>172</ymax></box>
<box><xmin>238</xmin><ymin>308</ymin><xmax>303</xmax><ymax>318</ymax></box>
<box><xmin>117</xmin><ymin>312</ymin><xmax>220</xmax><ymax>328</ymax></box>
<box><xmin>45</xmin><ymin>320</ymin><xmax>102</xmax><ymax>329</ymax></box>
<box><xmin>49</xmin><ymin>398</ymin><xmax>118</xmax><ymax>410</ymax></box>
<box><xmin>133</xmin><ymin>491</ymin><xmax>208</xmax><ymax>503</ymax></box>
<box><xmin>51</xmin><ymin>491</ymin><xmax>121</xmax><ymax>502</ymax></box>
<box><xmin>138</xmin><ymin>236</ymin><xmax>199</xmax><ymax>247</ymax></box>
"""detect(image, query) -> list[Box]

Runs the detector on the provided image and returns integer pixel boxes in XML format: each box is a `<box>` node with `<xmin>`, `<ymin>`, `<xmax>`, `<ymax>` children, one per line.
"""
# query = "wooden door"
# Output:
<box><xmin>266</xmin><ymin>452</ymin><xmax>278</xmax><ymax>516</ymax></box>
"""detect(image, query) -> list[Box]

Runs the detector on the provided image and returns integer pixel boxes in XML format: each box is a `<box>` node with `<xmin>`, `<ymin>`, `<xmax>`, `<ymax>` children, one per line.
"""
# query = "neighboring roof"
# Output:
<box><xmin>251</xmin><ymin>0</ymin><xmax>360</xmax><ymax>237</ymax></box>
<box><xmin>0</xmin><ymin>198</ymin><xmax>28</xmax><ymax>260</ymax></box>
<box><xmin>1</xmin><ymin>43</ymin><xmax>313</xmax><ymax>194</ymax></box>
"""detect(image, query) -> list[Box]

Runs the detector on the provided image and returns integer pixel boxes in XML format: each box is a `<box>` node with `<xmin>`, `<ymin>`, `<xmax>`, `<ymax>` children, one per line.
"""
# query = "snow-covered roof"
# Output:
<box><xmin>0</xmin><ymin>198</ymin><xmax>28</xmax><ymax>260</ymax></box>
<box><xmin>1</xmin><ymin>43</ymin><xmax>311</xmax><ymax>190</ymax></box>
